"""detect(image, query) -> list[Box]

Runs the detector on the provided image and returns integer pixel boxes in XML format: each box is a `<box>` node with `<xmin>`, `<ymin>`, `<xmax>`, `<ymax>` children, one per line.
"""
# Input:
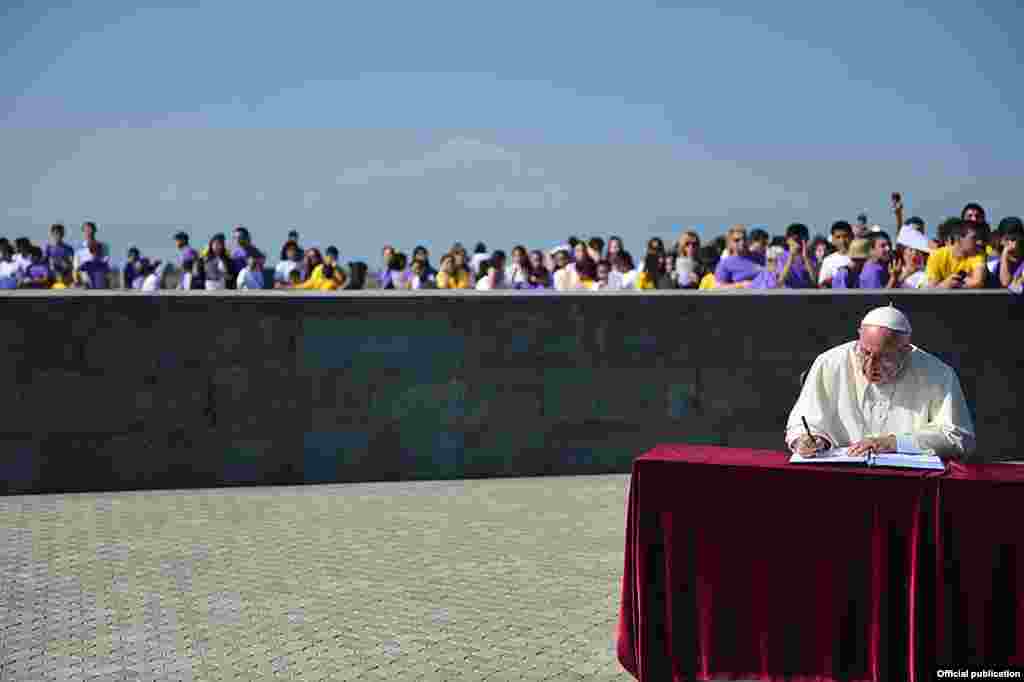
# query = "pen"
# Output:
<box><xmin>801</xmin><ymin>416</ymin><xmax>815</xmax><ymax>448</ymax></box>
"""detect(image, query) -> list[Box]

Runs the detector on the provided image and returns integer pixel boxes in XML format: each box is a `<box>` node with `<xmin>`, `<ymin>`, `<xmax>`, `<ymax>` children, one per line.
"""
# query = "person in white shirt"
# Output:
<box><xmin>611</xmin><ymin>252</ymin><xmax>638</xmax><ymax>290</ymax></box>
<box><xmin>203</xmin><ymin>237</ymin><xmax>232</xmax><ymax>290</ymax></box>
<box><xmin>818</xmin><ymin>221</ymin><xmax>854</xmax><ymax>287</ymax></box>
<box><xmin>73</xmin><ymin>221</ymin><xmax>110</xmax><ymax>270</ymax></box>
<box><xmin>469</xmin><ymin>243</ymin><xmax>489</xmax><ymax>278</ymax></box>
<box><xmin>12</xmin><ymin>238</ymin><xmax>34</xmax><ymax>276</ymax></box>
<box><xmin>0</xmin><ymin>242</ymin><xmax>21</xmax><ymax>288</ymax></box>
<box><xmin>786</xmin><ymin>305</ymin><xmax>976</xmax><ymax>462</ymax></box>
<box><xmin>275</xmin><ymin>241</ymin><xmax>302</xmax><ymax>287</ymax></box>
<box><xmin>506</xmin><ymin>246</ymin><xmax>530</xmax><ymax>288</ymax></box>
<box><xmin>475</xmin><ymin>260</ymin><xmax>499</xmax><ymax>290</ymax></box>
<box><xmin>552</xmin><ymin>251</ymin><xmax>578</xmax><ymax>291</ymax></box>
<box><xmin>237</xmin><ymin>252</ymin><xmax>266</xmax><ymax>290</ymax></box>
<box><xmin>140</xmin><ymin>260</ymin><xmax>169</xmax><ymax>292</ymax></box>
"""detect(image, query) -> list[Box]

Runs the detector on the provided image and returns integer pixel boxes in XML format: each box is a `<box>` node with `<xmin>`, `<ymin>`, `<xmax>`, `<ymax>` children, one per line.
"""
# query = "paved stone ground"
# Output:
<box><xmin>0</xmin><ymin>475</ymin><xmax>635</xmax><ymax>682</ymax></box>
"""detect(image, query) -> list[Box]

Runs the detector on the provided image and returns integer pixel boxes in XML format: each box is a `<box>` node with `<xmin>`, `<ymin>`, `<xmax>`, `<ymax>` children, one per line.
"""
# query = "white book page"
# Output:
<box><xmin>789</xmin><ymin>447</ymin><xmax>867</xmax><ymax>464</ymax></box>
<box><xmin>789</xmin><ymin>446</ymin><xmax>944</xmax><ymax>470</ymax></box>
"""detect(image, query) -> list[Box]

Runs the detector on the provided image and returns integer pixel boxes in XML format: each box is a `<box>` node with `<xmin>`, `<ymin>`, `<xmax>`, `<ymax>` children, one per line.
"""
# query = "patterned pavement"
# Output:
<box><xmin>0</xmin><ymin>475</ymin><xmax>634</xmax><ymax>681</ymax></box>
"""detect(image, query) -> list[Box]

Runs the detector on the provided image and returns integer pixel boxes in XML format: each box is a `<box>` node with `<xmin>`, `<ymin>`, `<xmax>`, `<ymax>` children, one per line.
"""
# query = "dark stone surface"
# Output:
<box><xmin>1</xmin><ymin>290</ymin><xmax>1020</xmax><ymax>494</ymax></box>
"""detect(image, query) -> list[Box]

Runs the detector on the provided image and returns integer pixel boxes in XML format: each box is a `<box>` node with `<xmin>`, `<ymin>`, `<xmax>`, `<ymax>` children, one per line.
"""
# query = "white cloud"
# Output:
<box><xmin>159</xmin><ymin>184</ymin><xmax>178</xmax><ymax>201</ymax></box>
<box><xmin>455</xmin><ymin>183</ymin><xmax>569</xmax><ymax>210</ymax></box>
<box><xmin>335</xmin><ymin>137</ymin><xmax>521</xmax><ymax>186</ymax></box>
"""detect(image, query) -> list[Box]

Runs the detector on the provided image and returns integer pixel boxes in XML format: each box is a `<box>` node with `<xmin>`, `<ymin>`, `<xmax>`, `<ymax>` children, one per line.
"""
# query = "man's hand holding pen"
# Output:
<box><xmin>794</xmin><ymin>416</ymin><xmax>830</xmax><ymax>456</ymax></box>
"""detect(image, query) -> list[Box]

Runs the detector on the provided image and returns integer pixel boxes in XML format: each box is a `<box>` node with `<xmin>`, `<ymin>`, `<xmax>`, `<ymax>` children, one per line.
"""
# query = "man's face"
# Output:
<box><xmin>857</xmin><ymin>325</ymin><xmax>911</xmax><ymax>384</ymax></box>
<box><xmin>83</xmin><ymin>224</ymin><xmax>96</xmax><ymax>241</ymax></box>
<box><xmin>964</xmin><ymin>207</ymin><xmax>984</xmax><ymax>223</ymax></box>
<box><xmin>608</xmin><ymin>239</ymin><xmax>622</xmax><ymax>256</ymax></box>
<box><xmin>175</xmin><ymin>239</ymin><xmax>185</xmax><ymax>249</ymax></box>
<box><xmin>729</xmin><ymin>233</ymin><xmax>748</xmax><ymax>255</ymax></box>
<box><xmin>597</xmin><ymin>263</ymin><xmax>610</xmax><ymax>281</ymax></box>
<box><xmin>556</xmin><ymin>252</ymin><xmax>569</xmax><ymax>268</ymax></box>
<box><xmin>382</xmin><ymin>247</ymin><xmax>394</xmax><ymax>262</ymax></box>
<box><xmin>325</xmin><ymin>253</ymin><xmax>337</xmax><ymax>266</ymax></box>
<box><xmin>749</xmin><ymin>239</ymin><xmax>766</xmax><ymax>254</ymax></box>
<box><xmin>235</xmin><ymin>231</ymin><xmax>249</xmax><ymax>247</ymax></box>
<box><xmin>871</xmin><ymin>238</ymin><xmax>892</xmax><ymax>263</ymax></box>
<box><xmin>414</xmin><ymin>249</ymin><xmax>427</xmax><ymax>263</ymax></box>
<box><xmin>50</xmin><ymin>229</ymin><xmax>64</xmax><ymax>243</ymax></box>
<box><xmin>832</xmin><ymin>230</ymin><xmax>852</xmax><ymax>253</ymax></box>
<box><xmin>955</xmin><ymin>229</ymin><xmax>980</xmax><ymax>257</ymax></box>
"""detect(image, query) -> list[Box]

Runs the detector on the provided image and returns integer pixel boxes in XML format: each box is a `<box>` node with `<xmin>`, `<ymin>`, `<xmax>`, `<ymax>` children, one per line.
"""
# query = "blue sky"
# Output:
<box><xmin>2</xmin><ymin>1</ymin><xmax>1021</xmax><ymax>265</ymax></box>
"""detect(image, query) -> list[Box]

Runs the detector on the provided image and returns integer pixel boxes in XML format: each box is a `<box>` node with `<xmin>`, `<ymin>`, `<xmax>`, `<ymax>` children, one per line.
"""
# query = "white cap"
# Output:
<box><xmin>897</xmin><ymin>224</ymin><xmax>931</xmax><ymax>253</ymax></box>
<box><xmin>862</xmin><ymin>305</ymin><xmax>912</xmax><ymax>335</ymax></box>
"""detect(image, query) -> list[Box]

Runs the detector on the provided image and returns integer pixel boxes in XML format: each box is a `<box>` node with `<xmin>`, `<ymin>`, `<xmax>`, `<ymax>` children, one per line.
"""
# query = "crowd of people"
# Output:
<box><xmin>2</xmin><ymin>202</ymin><xmax>1023</xmax><ymax>293</ymax></box>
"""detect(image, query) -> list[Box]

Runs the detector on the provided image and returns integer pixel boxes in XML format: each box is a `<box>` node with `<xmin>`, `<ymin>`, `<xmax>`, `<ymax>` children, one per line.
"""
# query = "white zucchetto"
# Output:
<box><xmin>861</xmin><ymin>305</ymin><xmax>912</xmax><ymax>335</ymax></box>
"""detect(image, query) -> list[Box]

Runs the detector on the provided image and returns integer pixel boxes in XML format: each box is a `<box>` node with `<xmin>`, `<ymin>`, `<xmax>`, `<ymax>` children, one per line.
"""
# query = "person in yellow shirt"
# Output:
<box><xmin>293</xmin><ymin>262</ymin><xmax>344</xmax><ymax>290</ymax></box>
<box><xmin>926</xmin><ymin>219</ymin><xmax>987</xmax><ymax>288</ymax></box>
<box><xmin>436</xmin><ymin>253</ymin><xmax>471</xmax><ymax>289</ymax></box>
<box><xmin>697</xmin><ymin>244</ymin><xmax>719</xmax><ymax>289</ymax></box>
<box><xmin>635</xmin><ymin>254</ymin><xmax>660</xmax><ymax>290</ymax></box>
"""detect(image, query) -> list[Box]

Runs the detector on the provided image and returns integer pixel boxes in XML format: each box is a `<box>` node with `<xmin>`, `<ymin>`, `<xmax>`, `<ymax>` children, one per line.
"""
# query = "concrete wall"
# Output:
<box><xmin>2</xmin><ymin>290</ymin><xmax>1020</xmax><ymax>495</ymax></box>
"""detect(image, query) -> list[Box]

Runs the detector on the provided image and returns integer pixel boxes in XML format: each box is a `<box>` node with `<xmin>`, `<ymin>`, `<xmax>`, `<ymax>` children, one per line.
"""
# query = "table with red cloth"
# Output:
<box><xmin>616</xmin><ymin>445</ymin><xmax>1024</xmax><ymax>682</ymax></box>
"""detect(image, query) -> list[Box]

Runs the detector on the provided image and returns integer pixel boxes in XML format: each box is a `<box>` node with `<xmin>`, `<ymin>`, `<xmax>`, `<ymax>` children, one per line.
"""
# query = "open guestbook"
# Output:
<box><xmin>789</xmin><ymin>446</ymin><xmax>945</xmax><ymax>471</ymax></box>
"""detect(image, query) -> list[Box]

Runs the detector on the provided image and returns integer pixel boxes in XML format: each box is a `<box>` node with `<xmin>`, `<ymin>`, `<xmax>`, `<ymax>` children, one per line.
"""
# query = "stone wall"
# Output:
<box><xmin>2</xmin><ymin>289</ymin><xmax>1020</xmax><ymax>494</ymax></box>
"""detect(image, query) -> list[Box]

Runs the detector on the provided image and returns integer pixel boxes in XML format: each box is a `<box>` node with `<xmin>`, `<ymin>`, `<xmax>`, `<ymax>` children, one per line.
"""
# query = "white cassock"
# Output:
<box><xmin>785</xmin><ymin>340</ymin><xmax>977</xmax><ymax>460</ymax></box>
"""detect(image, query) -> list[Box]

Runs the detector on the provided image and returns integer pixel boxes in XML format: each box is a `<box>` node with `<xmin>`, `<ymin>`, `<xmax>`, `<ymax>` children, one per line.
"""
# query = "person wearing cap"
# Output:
<box><xmin>122</xmin><ymin>247</ymin><xmax>144</xmax><ymax>290</ymax></box>
<box><xmin>925</xmin><ymin>218</ymin><xmax>986</xmax><ymax>289</ymax></box>
<box><xmin>830</xmin><ymin>238</ymin><xmax>871</xmax><ymax>289</ymax></box>
<box><xmin>173</xmin><ymin>231</ymin><xmax>198</xmax><ymax>269</ymax></box>
<box><xmin>786</xmin><ymin>306</ymin><xmax>976</xmax><ymax>461</ymax></box>
<box><xmin>894</xmin><ymin>224</ymin><xmax>931</xmax><ymax>289</ymax></box>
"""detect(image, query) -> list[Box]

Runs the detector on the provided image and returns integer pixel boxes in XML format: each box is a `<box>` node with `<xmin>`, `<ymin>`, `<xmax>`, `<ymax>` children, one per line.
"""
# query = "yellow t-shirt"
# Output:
<box><xmin>925</xmin><ymin>246</ymin><xmax>986</xmax><ymax>284</ymax></box>
<box><xmin>436</xmin><ymin>270</ymin><xmax>470</xmax><ymax>289</ymax></box>
<box><xmin>295</xmin><ymin>264</ymin><xmax>331</xmax><ymax>289</ymax></box>
<box><xmin>51</xmin><ymin>281</ymin><xmax>68</xmax><ymax>289</ymax></box>
<box><xmin>698</xmin><ymin>273</ymin><xmax>717</xmax><ymax>290</ymax></box>
<box><xmin>635</xmin><ymin>271</ymin><xmax>656</xmax><ymax>290</ymax></box>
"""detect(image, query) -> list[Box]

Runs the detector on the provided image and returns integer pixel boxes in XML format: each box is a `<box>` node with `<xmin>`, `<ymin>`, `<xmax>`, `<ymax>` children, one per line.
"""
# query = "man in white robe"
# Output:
<box><xmin>786</xmin><ymin>305</ymin><xmax>977</xmax><ymax>461</ymax></box>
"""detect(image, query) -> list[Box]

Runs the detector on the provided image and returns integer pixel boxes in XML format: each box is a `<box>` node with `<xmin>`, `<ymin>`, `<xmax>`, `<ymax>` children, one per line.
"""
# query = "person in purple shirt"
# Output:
<box><xmin>122</xmin><ymin>247</ymin><xmax>144</xmax><ymax>289</ymax></box>
<box><xmin>832</xmin><ymin>238</ymin><xmax>871</xmax><ymax>289</ymax></box>
<box><xmin>44</xmin><ymin>223</ymin><xmax>74</xmax><ymax>267</ymax></box>
<box><xmin>837</xmin><ymin>231</ymin><xmax>898</xmax><ymax>289</ymax></box>
<box><xmin>230</xmin><ymin>226</ymin><xmax>257</xmax><ymax>275</ymax></box>
<box><xmin>714</xmin><ymin>225</ymin><xmax>766</xmax><ymax>288</ymax></box>
<box><xmin>76</xmin><ymin>221</ymin><xmax>110</xmax><ymax>264</ymax></box>
<box><xmin>775</xmin><ymin>223</ymin><xmax>819</xmax><ymax>288</ymax></box>
<box><xmin>173</xmin><ymin>231</ymin><xmax>198</xmax><ymax>268</ymax></box>
<box><xmin>20</xmin><ymin>246</ymin><xmax>52</xmax><ymax>288</ymax></box>
<box><xmin>77</xmin><ymin>241</ymin><xmax>111</xmax><ymax>288</ymax></box>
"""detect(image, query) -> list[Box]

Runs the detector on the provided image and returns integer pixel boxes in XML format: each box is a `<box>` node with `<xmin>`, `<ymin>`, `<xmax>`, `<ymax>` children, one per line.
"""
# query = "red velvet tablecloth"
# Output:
<box><xmin>616</xmin><ymin>445</ymin><xmax>1024</xmax><ymax>682</ymax></box>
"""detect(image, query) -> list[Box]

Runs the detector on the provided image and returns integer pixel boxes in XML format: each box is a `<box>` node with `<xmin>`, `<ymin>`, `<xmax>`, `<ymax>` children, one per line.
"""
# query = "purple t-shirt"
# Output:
<box><xmin>177</xmin><ymin>246</ymin><xmax>198</xmax><ymax>267</ymax></box>
<box><xmin>832</xmin><ymin>262</ymin><xmax>887</xmax><ymax>289</ymax></box>
<box><xmin>25</xmin><ymin>263</ymin><xmax>51</xmax><ymax>283</ymax></box>
<box><xmin>45</xmin><ymin>242</ymin><xmax>74</xmax><ymax>265</ymax></box>
<box><xmin>714</xmin><ymin>252</ymin><xmax>766</xmax><ymax>284</ymax></box>
<box><xmin>776</xmin><ymin>250</ymin><xmax>819</xmax><ymax>289</ymax></box>
<box><xmin>858</xmin><ymin>262</ymin><xmax>887</xmax><ymax>288</ymax></box>
<box><xmin>1014</xmin><ymin>261</ymin><xmax>1024</xmax><ymax>281</ymax></box>
<box><xmin>79</xmin><ymin>260</ymin><xmax>110</xmax><ymax>289</ymax></box>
